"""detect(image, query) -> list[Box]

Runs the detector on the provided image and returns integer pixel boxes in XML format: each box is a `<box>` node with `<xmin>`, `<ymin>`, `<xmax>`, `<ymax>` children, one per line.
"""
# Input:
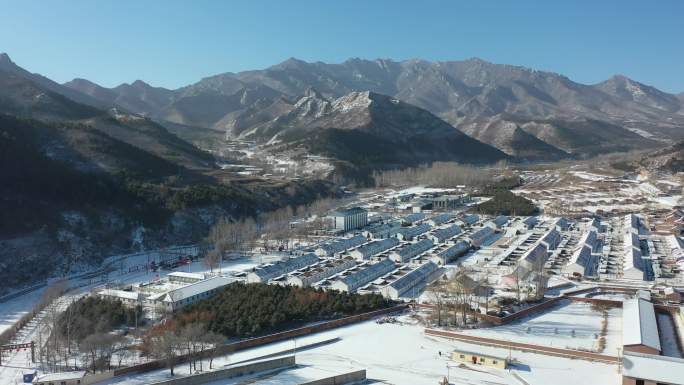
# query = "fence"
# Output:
<box><xmin>113</xmin><ymin>304</ymin><xmax>407</xmax><ymax>378</ymax></box>
<box><xmin>425</xmin><ymin>329</ymin><xmax>619</xmax><ymax>364</ymax></box>
<box><xmin>146</xmin><ymin>356</ymin><xmax>295</xmax><ymax>385</ymax></box>
<box><xmin>298</xmin><ymin>369</ymin><xmax>367</xmax><ymax>385</ymax></box>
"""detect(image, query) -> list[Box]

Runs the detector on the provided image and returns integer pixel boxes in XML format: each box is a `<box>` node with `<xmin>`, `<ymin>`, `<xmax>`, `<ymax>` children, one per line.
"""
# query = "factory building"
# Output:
<box><xmin>381</xmin><ymin>261</ymin><xmax>439</xmax><ymax>299</ymax></box>
<box><xmin>427</xmin><ymin>213</ymin><xmax>454</xmax><ymax>227</ymax></box>
<box><xmin>315</xmin><ymin>235</ymin><xmax>368</xmax><ymax>257</ymax></box>
<box><xmin>97</xmin><ymin>289</ymin><xmax>143</xmax><ymax>307</ymax></box>
<box><xmin>622</xmin><ymin>351</ymin><xmax>684</xmax><ymax>385</ymax></box>
<box><xmin>460</xmin><ymin>214</ymin><xmax>480</xmax><ymax>226</ymax></box>
<box><xmin>389</xmin><ymin>239</ymin><xmax>434</xmax><ymax>263</ymax></box>
<box><xmin>287</xmin><ymin>257</ymin><xmax>356</xmax><ymax>287</ymax></box>
<box><xmin>432</xmin><ymin>240</ymin><xmax>470</xmax><ymax>265</ymax></box>
<box><xmin>484</xmin><ymin>215</ymin><xmax>509</xmax><ymax>229</ymax></box>
<box><xmin>622</xmin><ymin>296</ymin><xmax>661</xmax><ymax>355</ymax></box>
<box><xmin>401</xmin><ymin>213</ymin><xmax>426</xmax><ymax>225</ymax></box>
<box><xmin>167</xmin><ymin>271</ymin><xmax>206</xmax><ymax>284</ymax></box>
<box><xmin>396</xmin><ymin>223</ymin><xmax>432</xmax><ymax>241</ymax></box>
<box><xmin>152</xmin><ymin>276</ymin><xmax>234</xmax><ymax>312</ymax></box>
<box><xmin>427</xmin><ymin>224</ymin><xmax>462</xmax><ymax>244</ymax></box>
<box><xmin>430</xmin><ymin>195</ymin><xmax>470</xmax><ymax>211</ymax></box>
<box><xmin>331</xmin><ymin>259</ymin><xmax>397</xmax><ymax>293</ymax></box>
<box><xmin>247</xmin><ymin>253</ymin><xmax>319</xmax><ymax>283</ymax></box>
<box><xmin>518</xmin><ymin>242</ymin><xmax>548</xmax><ymax>270</ymax></box>
<box><xmin>540</xmin><ymin>228</ymin><xmax>561</xmax><ymax>250</ymax></box>
<box><xmin>331</xmin><ymin>207</ymin><xmax>368</xmax><ymax>232</ymax></box>
<box><xmin>623</xmin><ymin>232</ymin><xmax>650</xmax><ymax>280</ymax></box>
<box><xmin>350</xmin><ymin>238</ymin><xmax>400</xmax><ymax>261</ymax></box>
<box><xmin>467</xmin><ymin>227</ymin><xmax>496</xmax><ymax>247</ymax></box>
<box><xmin>362</xmin><ymin>222</ymin><xmax>401</xmax><ymax>239</ymax></box>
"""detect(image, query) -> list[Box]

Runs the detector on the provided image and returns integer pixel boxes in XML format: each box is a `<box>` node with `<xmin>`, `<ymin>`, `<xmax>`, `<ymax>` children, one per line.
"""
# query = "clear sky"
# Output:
<box><xmin>1</xmin><ymin>0</ymin><xmax>682</xmax><ymax>93</ymax></box>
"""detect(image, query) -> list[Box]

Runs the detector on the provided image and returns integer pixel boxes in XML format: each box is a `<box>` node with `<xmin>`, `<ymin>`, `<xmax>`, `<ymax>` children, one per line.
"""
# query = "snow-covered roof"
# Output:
<box><xmin>351</xmin><ymin>238</ymin><xmax>400</xmax><ymax>259</ymax></box>
<box><xmin>622</xmin><ymin>298</ymin><xmax>661</xmax><ymax>352</ymax></box>
<box><xmin>98</xmin><ymin>289</ymin><xmax>142</xmax><ymax>301</ymax></box>
<box><xmin>160</xmin><ymin>276</ymin><xmax>233</xmax><ymax>303</ymax></box>
<box><xmin>390</xmin><ymin>239</ymin><xmax>434</xmax><ymax>262</ymax></box>
<box><xmin>623</xmin><ymin>351</ymin><xmax>684</xmax><ymax>384</ymax></box>
<box><xmin>34</xmin><ymin>371</ymin><xmax>86</xmax><ymax>381</ymax></box>
<box><xmin>335</xmin><ymin>259</ymin><xmax>396</xmax><ymax>292</ymax></box>
<box><xmin>251</xmin><ymin>253</ymin><xmax>319</xmax><ymax>281</ymax></box>
<box><xmin>168</xmin><ymin>272</ymin><xmax>205</xmax><ymax>280</ymax></box>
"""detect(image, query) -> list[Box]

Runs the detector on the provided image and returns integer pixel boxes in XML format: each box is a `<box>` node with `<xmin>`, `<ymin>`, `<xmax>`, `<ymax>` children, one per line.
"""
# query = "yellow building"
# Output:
<box><xmin>451</xmin><ymin>349</ymin><xmax>508</xmax><ymax>369</ymax></box>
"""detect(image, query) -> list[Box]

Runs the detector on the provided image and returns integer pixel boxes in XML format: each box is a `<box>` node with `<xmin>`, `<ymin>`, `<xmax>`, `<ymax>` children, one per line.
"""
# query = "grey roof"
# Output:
<box><xmin>461</xmin><ymin>214</ymin><xmax>480</xmax><ymax>225</ymax></box>
<box><xmin>437</xmin><ymin>241</ymin><xmax>470</xmax><ymax>261</ymax></box>
<box><xmin>492</xmin><ymin>215</ymin><xmax>509</xmax><ymax>226</ymax></box>
<box><xmin>319</xmin><ymin>235</ymin><xmax>368</xmax><ymax>255</ymax></box>
<box><xmin>468</xmin><ymin>226</ymin><xmax>495</xmax><ymax>243</ymax></box>
<box><xmin>429</xmin><ymin>213</ymin><xmax>454</xmax><ymax>225</ymax></box>
<box><xmin>332</xmin><ymin>206</ymin><xmax>367</xmax><ymax>217</ymax></box>
<box><xmin>402</xmin><ymin>213</ymin><xmax>426</xmax><ymax>223</ymax></box>
<box><xmin>540</xmin><ymin>228</ymin><xmax>561</xmax><ymax>250</ymax></box>
<box><xmin>352</xmin><ymin>238</ymin><xmax>400</xmax><ymax>259</ymax></box>
<box><xmin>522</xmin><ymin>216</ymin><xmax>538</xmax><ymax>227</ymax></box>
<box><xmin>388</xmin><ymin>262</ymin><xmax>439</xmax><ymax>293</ymax></box>
<box><xmin>623</xmin><ymin>351</ymin><xmax>684</xmax><ymax>385</ymax></box>
<box><xmin>252</xmin><ymin>253</ymin><xmax>319</xmax><ymax>282</ymax></box>
<box><xmin>336</xmin><ymin>259</ymin><xmax>396</xmax><ymax>292</ymax></box>
<box><xmin>392</xmin><ymin>239</ymin><xmax>434</xmax><ymax>262</ymax></box>
<box><xmin>398</xmin><ymin>223</ymin><xmax>432</xmax><ymax>239</ymax></box>
<box><xmin>430</xmin><ymin>224</ymin><xmax>462</xmax><ymax>242</ymax></box>
<box><xmin>622</xmin><ymin>298</ymin><xmax>661</xmax><ymax>352</ymax></box>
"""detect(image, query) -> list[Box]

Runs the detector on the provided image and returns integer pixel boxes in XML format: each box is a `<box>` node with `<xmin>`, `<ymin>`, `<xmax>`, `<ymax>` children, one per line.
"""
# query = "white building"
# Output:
<box><xmin>331</xmin><ymin>207</ymin><xmax>368</xmax><ymax>232</ymax></box>
<box><xmin>315</xmin><ymin>235</ymin><xmax>368</xmax><ymax>257</ymax></box>
<box><xmin>168</xmin><ymin>271</ymin><xmax>206</xmax><ymax>284</ymax></box>
<box><xmin>98</xmin><ymin>289</ymin><xmax>143</xmax><ymax>307</ymax></box>
<box><xmin>396</xmin><ymin>223</ymin><xmax>432</xmax><ymax>241</ymax></box>
<box><xmin>622</xmin><ymin>297</ymin><xmax>661</xmax><ymax>355</ymax></box>
<box><xmin>152</xmin><ymin>276</ymin><xmax>233</xmax><ymax>312</ymax></box>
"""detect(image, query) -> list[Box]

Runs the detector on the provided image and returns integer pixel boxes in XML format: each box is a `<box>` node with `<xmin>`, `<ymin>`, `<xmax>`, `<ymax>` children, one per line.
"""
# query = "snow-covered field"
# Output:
<box><xmin>102</xmin><ymin>315</ymin><xmax>619</xmax><ymax>385</ymax></box>
<box><xmin>460</xmin><ymin>301</ymin><xmax>623</xmax><ymax>355</ymax></box>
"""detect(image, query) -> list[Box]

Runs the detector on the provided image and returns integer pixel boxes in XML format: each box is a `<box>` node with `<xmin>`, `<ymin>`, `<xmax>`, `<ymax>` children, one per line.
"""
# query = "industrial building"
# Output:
<box><xmin>401</xmin><ymin>213</ymin><xmax>426</xmax><ymax>225</ymax></box>
<box><xmin>623</xmin><ymin>232</ymin><xmax>650</xmax><ymax>280</ymax></box>
<box><xmin>362</xmin><ymin>222</ymin><xmax>401</xmax><ymax>239</ymax></box>
<box><xmin>381</xmin><ymin>261</ymin><xmax>439</xmax><ymax>299</ymax></box>
<box><xmin>331</xmin><ymin>259</ymin><xmax>397</xmax><ymax>293</ymax></box>
<box><xmin>287</xmin><ymin>257</ymin><xmax>356</xmax><ymax>287</ymax></box>
<box><xmin>622</xmin><ymin>351</ymin><xmax>684</xmax><ymax>385</ymax></box>
<box><xmin>430</xmin><ymin>194</ymin><xmax>470</xmax><ymax>211</ymax></box>
<box><xmin>151</xmin><ymin>276</ymin><xmax>234</xmax><ymax>312</ymax></box>
<box><xmin>350</xmin><ymin>238</ymin><xmax>400</xmax><ymax>261</ymax></box>
<box><xmin>467</xmin><ymin>226</ymin><xmax>496</xmax><ymax>247</ymax></box>
<box><xmin>331</xmin><ymin>207</ymin><xmax>368</xmax><ymax>232</ymax></box>
<box><xmin>97</xmin><ymin>289</ymin><xmax>143</xmax><ymax>307</ymax></box>
<box><xmin>315</xmin><ymin>235</ymin><xmax>368</xmax><ymax>257</ymax></box>
<box><xmin>460</xmin><ymin>214</ymin><xmax>480</xmax><ymax>226</ymax></box>
<box><xmin>432</xmin><ymin>240</ymin><xmax>470</xmax><ymax>265</ymax></box>
<box><xmin>427</xmin><ymin>224</ymin><xmax>462</xmax><ymax>244</ymax></box>
<box><xmin>540</xmin><ymin>228</ymin><xmax>561</xmax><ymax>250</ymax></box>
<box><xmin>396</xmin><ymin>223</ymin><xmax>432</xmax><ymax>241</ymax></box>
<box><xmin>167</xmin><ymin>271</ymin><xmax>206</xmax><ymax>284</ymax></box>
<box><xmin>389</xmin><ymin>239</ymin><xmax>434</xmax><ymax>263</ymax></box>
<box><xmin>247</xmin><ymin>253</ymin><xmax>319</xmax><ymax>283</ymax></box>
<box><xmin>427</xmin><ymin>213</ymin><xmax>454</xmax><ymax>226</ymax></box>
<box><xmin>622</xmin><ymin>296</ymin><xmax>661</xmax><ymax>355</ymax></box>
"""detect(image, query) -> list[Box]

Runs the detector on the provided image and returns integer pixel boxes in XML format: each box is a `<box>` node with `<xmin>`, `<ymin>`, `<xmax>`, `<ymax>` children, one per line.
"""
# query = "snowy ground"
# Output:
<box><xmin>460</xmin><ymin>301</ymin><xmax>623</xmax><ymax>355</ymax></box>
<box><xmin>101</xmin><ymin>315</ymin><xmax>619</xmax><ymax>385</ymax></box>
<box><xmin>0</xmin><ymin>287</ymin><xmax>46</xmax><ymax>335</ymax></box>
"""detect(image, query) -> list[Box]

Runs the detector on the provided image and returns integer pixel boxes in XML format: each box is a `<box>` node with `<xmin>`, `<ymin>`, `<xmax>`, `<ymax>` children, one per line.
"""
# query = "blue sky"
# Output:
<box><xmin>1</xmin><ymin>0</ymin><xmax>682</xmax><ymax>93</ymax></box>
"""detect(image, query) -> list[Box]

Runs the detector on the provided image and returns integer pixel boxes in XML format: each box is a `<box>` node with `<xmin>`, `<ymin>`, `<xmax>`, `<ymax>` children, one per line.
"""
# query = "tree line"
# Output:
<box><xmin>372</xmin><ymin>161</ymin><xmax>508</xmax><ymax>188</ymax></box>
<box><xmin>179</xmin><ymin>283</ymin><xmax>394</xmax><ymax>338</ymax></box>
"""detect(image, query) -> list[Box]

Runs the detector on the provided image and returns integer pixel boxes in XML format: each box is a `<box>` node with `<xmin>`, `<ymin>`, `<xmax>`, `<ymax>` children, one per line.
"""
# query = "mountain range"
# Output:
<box><xmin>57</xmin><ymin>56</ymin><xmax>684</xmax><ymax>160</ymax></box>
